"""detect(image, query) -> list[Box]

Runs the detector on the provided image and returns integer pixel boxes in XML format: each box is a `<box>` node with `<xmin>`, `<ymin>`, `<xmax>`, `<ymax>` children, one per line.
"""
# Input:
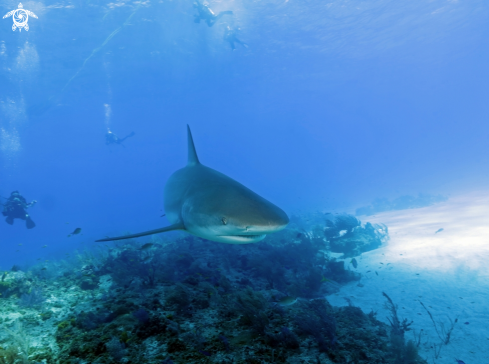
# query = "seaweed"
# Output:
<box><xmin>105</xmin><ymin>337</ymin><xmax>127</xmax><ymax>361</ymax></box>
<box><xmin>382</xmin><ymin>292</ymin><xmax>421</xmax><ymax>364</ymax></box>
<box><xmin>419</xmin><ymin>301</ymin><xmax>458</xmax><ymax>359</ymax></box>
<box><xmin>234</xmin><ymin>288</ymin><xmax>270</xmax><ymax>336</ymax></box>
<box><xmin>18</xmin><ymin>287</ymin><xmax>44</xmax><ymax>308</ymax></box>
<box><xmin>294</xmin><ymin>299</ymin><xmax>337</xmax><ymax>353</ymax></box>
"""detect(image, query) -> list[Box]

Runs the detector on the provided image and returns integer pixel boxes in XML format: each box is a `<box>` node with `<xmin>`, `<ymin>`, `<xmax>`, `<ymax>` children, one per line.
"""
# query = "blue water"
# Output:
<box><xmin>1</xmin><ymin>0</ymin><xmax>488</xmax><ymax>266</ymax></box>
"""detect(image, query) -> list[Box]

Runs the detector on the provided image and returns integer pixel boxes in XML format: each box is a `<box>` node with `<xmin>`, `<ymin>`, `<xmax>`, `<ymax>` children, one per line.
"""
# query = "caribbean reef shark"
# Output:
<box><xmin>96</xmin><ymin>126</ymin><xmax>289</xmax><ymax>244</ymax></box>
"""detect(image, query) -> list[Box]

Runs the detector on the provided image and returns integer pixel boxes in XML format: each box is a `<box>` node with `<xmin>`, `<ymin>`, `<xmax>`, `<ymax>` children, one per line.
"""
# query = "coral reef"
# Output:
<box><xmin>324</xmin><ymin>215</ymin><xmax>389</xmax><ymax>258</ymax></box>
<box><xmin>0</xmin><ymin>224</ymin><xmax>427</xmax><ymax>363</ymax></box>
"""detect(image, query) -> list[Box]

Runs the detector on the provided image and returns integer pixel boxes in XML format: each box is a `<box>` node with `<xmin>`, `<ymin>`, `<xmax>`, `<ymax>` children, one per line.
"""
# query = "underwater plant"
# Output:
<box><xmin>234</xmin><ymin>287</ymin><xmax>270</xmax><ymax>336</ymax></box>
<box><xmin>383</xmin><ymin>292</ymin><xmax>420</xmax><ymax>364</ymax></box>
<box><xmin>18</xmin><ymin>287</ymin><xmax>44</xmax><ymax>308</ymax></box>
<box><xmin>267</xmin><ymin>327</ymin><xmax>300</xmax><ymax>349</ymax></box>
<box><xmin>132</xmin><ymin>308</ymin><xmax>150</xmax><ymax>324</ymax></box>
<box><xmin>294</xmin><ymin>299</ymin><xmax>337</xmax><ymax>352</ymax></box>
<box><xmin>105</xmin><ymin>337</ymin><xmax>127</xmax><ymax>361</ymax></box>
<box><xmin>180</xmin><ymin>328</ymin><xmax>207</xmax><ymax>353</ymax></box>
<box><xmin>0</xmin><ymin>322</ymin><xmax>33</xmax><ymax>364</ymax></box>
<box><xmin>165</xmin><ymin>284</ymin><xmax>192</xmax><ymax>315</ymax></box>
<box><xmin>419</xmin><ymin>301</ymin><xmax>458</xmax><ymax>359</ymax></box>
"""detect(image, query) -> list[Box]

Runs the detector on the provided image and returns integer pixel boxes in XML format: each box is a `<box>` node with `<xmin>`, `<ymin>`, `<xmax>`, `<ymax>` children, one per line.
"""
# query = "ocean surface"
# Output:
<box><xmin>0</xmin><ymin>0</ymin><xmax>488</xmax><ymax>363</ymax></box>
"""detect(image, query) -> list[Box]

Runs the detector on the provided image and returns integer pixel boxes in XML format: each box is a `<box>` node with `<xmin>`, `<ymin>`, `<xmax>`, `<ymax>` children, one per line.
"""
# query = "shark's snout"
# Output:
<box><xmin>271</xmin><ymin>207</ymin><xmax>290</xmax><ymax>230</ymax></box>
<box><xmin>248</xmin><ymin>207</ymin><xmax>289</xmax><ymax>233</ymax></box>
<box><xmin>212</xmin><ymin>203</ymin><xmax>289</xmax><ymax>244</ymax></box>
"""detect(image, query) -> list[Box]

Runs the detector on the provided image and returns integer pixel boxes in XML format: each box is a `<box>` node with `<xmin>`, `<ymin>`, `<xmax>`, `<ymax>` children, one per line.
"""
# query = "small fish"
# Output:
<box><xmin>18</xmin><ymin>244</ymin><xmax>22</xmax><ymax>246</ymax></box>
<box><xmin>41</xmin><ymin>267</ymin><xmax>47</xmax><ymax>271</ymax></box>
<box><xmin>198</xmin><ymin>350</ymin><xmax>211</xmax><ymax>357</ymax></box>
<box><xmin>140</xmin><ymin>243</ymin><xmax>154</xmax><ymax>250</ymax></box>
<box><xmin>455</xmin><ymin>359</ymin><xmax>465</xmax><ymax>364</ymax></box>
<box><xmin>277</xmin><ymin>296</ymin><xmax>298</xmax><ymax>306</ymax></box>
<box><xmin>68</xmin><ymin>228</ymin><xmax>82</xmax><ymax>237</ymax></box>
<box><xmin>435</xmin><ymin>228</ymin><xmax>444</xmax><ymax>234</ymax></box>
<box><xmin>464</xmin><ymin>322</ymin><xmax>469</xmax><ymax>325</ymax></box>
<box><xmin>366</xmin><ymin>270</ymin><xmax>371</xmax><ymax>273</ymax></box>
<box><xmin>320</xmin><ymin>276</ymin><xmax>330</xmax><ymax>283</ymax></box>
<box><xmin>350</xmin><ymin>258</ymin><xmax>358</xmax><ymax>269</ymax></box>
<box><xmin>65</xmin><ymin>222</ymin><xmax>69</xmax><ymax>224</ymax></box>
<box><xmin>160</xmin><ymin>214</ymin><xmax>166</xmax><ymax>217</ymax></box>
<box><xmin>375</xmin><ymin>271</ymin><xmax>378</xmax><ymax>276</ymax></box>
<box><xmin>42</xmin><ymin>245</ymin><xmax>47</xmax><ymax>248</ymax></box>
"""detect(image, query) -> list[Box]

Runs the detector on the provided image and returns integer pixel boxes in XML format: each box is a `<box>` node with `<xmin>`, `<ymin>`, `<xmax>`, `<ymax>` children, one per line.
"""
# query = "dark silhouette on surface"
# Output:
<box><xmin>2</xmin><ymin>191</ymin><xmax>37</xmax><ymax>229</ymax></box>
<box><xmin>105</xmin><ymin>130</ymin><xmax>135</xmax><ymax>147</ymax></box>
<box><xmin>193</xmin><ymin>1</ymin><xmax>232</xmax><ymax>27</ymax></box>
<box><xmin>223</xmin><ymin>26</ymin><xmax>247</xmax><ymax>50</ymax></box>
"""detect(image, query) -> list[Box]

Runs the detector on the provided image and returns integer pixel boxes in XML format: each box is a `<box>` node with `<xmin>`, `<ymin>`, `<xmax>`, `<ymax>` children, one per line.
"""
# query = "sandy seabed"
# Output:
<box><xmin>327</xmin><ymin>191</ymin><xmax>489</xmax><ymax>364</ymax></box>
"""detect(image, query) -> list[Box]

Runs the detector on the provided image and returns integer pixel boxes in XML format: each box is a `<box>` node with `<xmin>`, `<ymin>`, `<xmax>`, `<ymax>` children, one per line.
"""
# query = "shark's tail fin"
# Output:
<box><xmin>187</xmin><ymin>125</ymin><xmax>200</xmax><ymax>166</ymax></box>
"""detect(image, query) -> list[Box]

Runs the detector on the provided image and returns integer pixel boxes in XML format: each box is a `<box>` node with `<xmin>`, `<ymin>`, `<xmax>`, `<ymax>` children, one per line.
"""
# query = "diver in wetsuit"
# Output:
<box><xmin>223</xmin><ymin>26</ymin><xmax>247</xmax><ymax>50</ymax></box>
<box><xmin>193</xmin><ymin>0</ymin><xmax>233</xmax><ymax>27</ymax></box>
<box><xmin>105</xmin><ymin>130</ymin><xmax>135</xmax><ymax>147</ymax></box>
<box><xmin>1</xmin><ymin>191</ymin><xmax>37</xmax><ymax>229</ymax></box>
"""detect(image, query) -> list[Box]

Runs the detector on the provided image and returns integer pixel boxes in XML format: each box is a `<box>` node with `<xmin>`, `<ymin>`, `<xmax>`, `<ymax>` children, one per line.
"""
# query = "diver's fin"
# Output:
<box><xmin>26</xmin><ymin>217</ymin><xmax>36</xmax><ymax>229</ymax></box>
<box><xmin>187</xmin><ymin>125</ymin><xmax>200</xmax><ymax>166</ymax></box>
<box><xmin>95</xmin><ymin>222</ymin><xmax>185</xmax><ymax>242</ymax></box>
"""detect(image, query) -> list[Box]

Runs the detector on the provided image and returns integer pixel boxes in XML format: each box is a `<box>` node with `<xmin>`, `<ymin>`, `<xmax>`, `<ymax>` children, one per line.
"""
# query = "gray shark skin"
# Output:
<box><xmin>96</xmin><ymin>126</ymin><xmax>289</xmax><ymax>244</ymax></box>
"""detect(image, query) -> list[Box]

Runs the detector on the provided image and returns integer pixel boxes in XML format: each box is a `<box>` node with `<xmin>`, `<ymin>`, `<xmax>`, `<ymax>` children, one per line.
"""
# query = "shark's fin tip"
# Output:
<box><xmin>187</xmin><ymin>125</ymin><xmax>200</xmax><ymax>166</ymax></box>
<box><xmin>95</xmin><ymin>222</ymin><xmax>185</xmax><ymax>242</ymax></box>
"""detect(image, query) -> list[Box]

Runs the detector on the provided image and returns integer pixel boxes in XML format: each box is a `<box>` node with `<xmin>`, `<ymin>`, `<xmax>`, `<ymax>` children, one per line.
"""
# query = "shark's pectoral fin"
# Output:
<box><xmin>95</xmin><ymin>222</ymin><xmax>185</xmax><ymax>242</ymax></box>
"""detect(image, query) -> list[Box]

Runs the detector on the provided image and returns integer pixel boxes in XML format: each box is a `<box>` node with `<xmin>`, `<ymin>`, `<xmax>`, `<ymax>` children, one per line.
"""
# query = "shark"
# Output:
<box><xmin>96</xmin><ymin>126</ymin><xmax>289</xmax><ymax>244</ymax></box>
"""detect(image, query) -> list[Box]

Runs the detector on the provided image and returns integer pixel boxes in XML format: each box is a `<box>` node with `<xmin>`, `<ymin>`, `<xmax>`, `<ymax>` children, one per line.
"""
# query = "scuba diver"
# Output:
<box><xmin>223</xmin><ymin>26</ymin><xmax>248</xmax><ymax>50</ymax></box>
<box><xmin>1</xmin><ymin>191</ymin><xmax>37</xmax><ymax>229</ymax></box>
<box><xmin>193</xmin><ymin>0</ymin><xmax>233</xmax><ymax>27</ymax></box>
<box><xmin>105</xmin><ymin>130</ymin><xmax>135</xmax><ymax>147</ymax></box>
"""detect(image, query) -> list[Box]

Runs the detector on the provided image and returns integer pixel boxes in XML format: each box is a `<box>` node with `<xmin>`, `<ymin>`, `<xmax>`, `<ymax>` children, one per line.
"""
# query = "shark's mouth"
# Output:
<box><xmin>219</xmin><ymin>234</ymin><xmax>266</xmax><ymax>241</ymax></box>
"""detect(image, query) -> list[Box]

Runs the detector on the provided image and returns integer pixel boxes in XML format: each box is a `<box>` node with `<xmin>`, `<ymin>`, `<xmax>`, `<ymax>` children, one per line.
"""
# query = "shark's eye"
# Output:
<box><xmin>221</xmin><ymin>217</ymin><xmax>227</xmax><ymax>225</ymax></box>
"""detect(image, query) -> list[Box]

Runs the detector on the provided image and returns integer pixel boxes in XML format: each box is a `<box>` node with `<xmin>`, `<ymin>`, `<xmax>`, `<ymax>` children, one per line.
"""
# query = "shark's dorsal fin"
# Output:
<box><xmin>187</xmin><ymin>125</ymin><xmax>200</xmax><ymax>166</ymax></box>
